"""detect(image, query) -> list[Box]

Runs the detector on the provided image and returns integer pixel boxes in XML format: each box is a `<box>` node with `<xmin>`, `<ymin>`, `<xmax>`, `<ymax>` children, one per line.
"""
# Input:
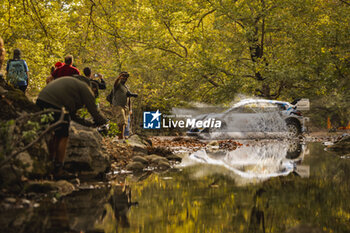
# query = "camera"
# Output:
<box><xmin>127</xmin><ymin>91</ymin><xmax>138</xmax><ymax>98</ymax></box>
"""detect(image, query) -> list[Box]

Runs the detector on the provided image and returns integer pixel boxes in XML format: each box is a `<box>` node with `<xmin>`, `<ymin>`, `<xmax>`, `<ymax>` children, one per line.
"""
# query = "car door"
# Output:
<box><xmin>222</xmin><ymin>103</ymin><xmax>260</xmax><ymax>133</ymax></box>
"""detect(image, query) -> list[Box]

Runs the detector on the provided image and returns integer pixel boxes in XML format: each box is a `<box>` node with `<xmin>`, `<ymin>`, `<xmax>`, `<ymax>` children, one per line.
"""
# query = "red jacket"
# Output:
<box><xmin>52</xmin><ymin>64</ymin><xmax>80</xmax><ymax>79</ymax></box>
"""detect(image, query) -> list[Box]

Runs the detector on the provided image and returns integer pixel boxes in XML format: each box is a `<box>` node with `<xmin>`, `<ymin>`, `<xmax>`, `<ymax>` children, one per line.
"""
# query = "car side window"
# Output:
<box><xmin>256</xmin><ymin>103</ymin><xmax>280</xmax><ymax>113</ymax></box>
<box><xmin>239</xmin><ymin>104</ymin><xmax>259</xmax><ymax>113</ymax></box>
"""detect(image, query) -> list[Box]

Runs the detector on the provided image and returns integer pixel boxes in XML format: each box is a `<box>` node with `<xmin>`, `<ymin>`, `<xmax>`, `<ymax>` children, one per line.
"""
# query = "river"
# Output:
<box><xmin>1</xmin><ymin>141</ymin><xmax>349</xmax><ymax>233</ymax></box>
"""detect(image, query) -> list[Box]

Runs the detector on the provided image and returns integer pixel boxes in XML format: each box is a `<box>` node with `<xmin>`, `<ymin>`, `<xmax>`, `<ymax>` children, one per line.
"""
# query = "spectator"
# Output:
<box><xmin>52</xmin><ymin>55</ymin><xmax>79</xmax><ymax>79</ymax></box>
<box><xmin>6</xmin><ymin>49</ymin><xmax>29</xmax><ymax>93</ymax></box>
<box><xmin>110</xmin><ymin>71</ymin><xmax>137</xmax><ymax>140</ymax></box>
<box><xmin>36</xmin><ymin>76</ymin><xmax>107</xmax><ymax>179</ymax></box>
<box><xmin>83</xmin><ymin>67</ymin><xmax>107</xmax><ymax>99</ymax></box>
<box><xmin>54</xmin><ymin>61</ymin><xmax>64</xmax><ymax>69</ymax></box>
<box><xmin>83</xmin><ymin>67</ymin><xmax>106</xmax><ymax>89</ymax></box>
<box><xmin>0</xmin><ymin>37</ymin><xmax>5</xmax><ymax>71</ymax></box>
<box><xmin>47</xmin><ymin>61</ymin><xmax>65</xmax><ymax>84</ymax></box>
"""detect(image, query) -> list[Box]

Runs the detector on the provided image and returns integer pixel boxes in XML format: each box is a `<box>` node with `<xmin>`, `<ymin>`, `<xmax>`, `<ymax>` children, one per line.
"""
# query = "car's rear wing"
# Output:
<box><xmin>291</xmin><ymin>98</ymin><xmax>310</xmax><ymax>111</ymax></box>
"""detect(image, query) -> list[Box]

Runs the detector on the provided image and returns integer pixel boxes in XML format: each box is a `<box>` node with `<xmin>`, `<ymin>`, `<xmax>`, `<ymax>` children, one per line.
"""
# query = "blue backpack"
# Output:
<box><xmin>7</xmin><ymin>60</ymin><xmax>28</xmax><ymax>86</ymax></box>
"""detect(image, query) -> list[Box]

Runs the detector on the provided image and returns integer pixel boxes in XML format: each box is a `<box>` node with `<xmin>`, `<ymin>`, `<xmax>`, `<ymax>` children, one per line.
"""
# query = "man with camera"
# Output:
<box><xmin>110</xmin><ymin>71</ymin><xmax>138</xmax><ymax>140</ymax></box>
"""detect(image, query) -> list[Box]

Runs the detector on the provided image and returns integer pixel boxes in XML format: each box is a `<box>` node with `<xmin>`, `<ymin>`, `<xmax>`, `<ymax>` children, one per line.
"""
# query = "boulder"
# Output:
<box><xmin>126</xmin><ymin>135</ymin><xmax>149</xmax><ymax>154</ymax></box>
<box><xmin>0</xmin><ymin>77</ymin><xmax>51</xmax><ymax>188</ymax></box>
<box><xmin>145</xmin><ymin>154</ymin><xmax>170</xmax><ymax>169</ymax></box>
<box><xmin>132</xmin><ymin>155</ymin><xmax>149</xmax><ymax>165</ymax></box>
<box><xmin>0</xmin><ymin>76</ymin><xmax>39</xmax><ymax>120</ymax></box>
<box><xmin>0</xmin><ymin>137</ymin><xmax>50</xmax><ymax>190</ymax></box>
<box><xmin>17</xmin><ymin>151</ymin><xmax>34</xmax><ymax>173</ymax></box>
<box><xmin>0</xmin><ymin>164</ymin><xmax>23</xmax><ymax>190</ymax></box>
<box><xmin>146</xmin><ymin>154</ymin><xmax>169</xmax><ymax>164</ymax></box>
<box><xmin>165</xmin><ymin>154</ymin><xmax>182</xmax><ymax>162</ymax></box>
<box><xmin>126</xmin><ymin>161</ymin><xmax>145</xmax><ymax>171</ymax></box>
<box><xmin>157</xmin><ymin>160</ymin><xmax>171</xmax><ymax>170</ymax></box>
<box><xmin>24</xmin><ymin>180</ymin><xmax>75</xmax><ymax>196</ymax></box>
<box><xmin>65</xmin><ymin>122</ymin><xmax>110</xmax><ymax>177</ymax></box>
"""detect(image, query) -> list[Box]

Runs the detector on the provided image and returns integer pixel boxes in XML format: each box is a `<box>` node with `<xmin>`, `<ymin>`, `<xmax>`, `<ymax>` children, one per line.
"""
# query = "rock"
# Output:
<box><xmin>126</xmin><ymin>135</ymin><xmax>149</xmax><ymax>154</ymax></box>
<box><xmin>0</xmin><ymin>116</ymin><xmax>50</xmax><ymax>187</ymax></box>
<box><xmin>0</xmin><ymin>164</ymin><xmax>23</xmax><ymax>189</ymax></box>
<box><xmin>157</xmin><ymin>160</ymin><xmax>171</xmax><ymax>170</ymax></box>
<box><xmin>0</xmin><ymin>77</ymin><xmax>40</xmax><ymax>120</ymax></box>
<box><xmin>17</xmin><ymin>152</ymin><xmax>33</xmax><ymax>173</ymax></box>
<box><xmin>4</xmin><ymin>197</ymin><xmax>17</xmax><ymax>204</ymax></box>
<box><xmin>65</xmin><ymin>122</ymin><xmax>111</xmax><ymax>178</ymax></box>
<box><xmin>132</xmin><ymin>155</ymin><xmax>149</xmax><ymax>165</ymax></box>
<box><xmin>208</xmin><ymin>141</ymin><xmax>219</xmax><ymax>146</ymax></box>
<box><xmin>147</xmin><ymin>146</ymin><xmax>172</xmax><ymax>157</ymax></box>
<box><xmin>27</xmin><ymin>140</ymin><xmax>51</xmax><ymax>178</ymax></box>
<box><xmin>328</xmin><ymin>135</ymin><xmax>350</xmax><ymax>152</ymax></box>
<box><xmin>165</xmin><ymin>154</ymin><xmax>182</xmax><ymax>162</ymax></box>
<box><xmin>24</xmin><ymin>180</ymin><xmax>75</xmax><ymax>196</ymax></box>
<box><xmin>126</xmin><ymin>161</ymin><xmax>145</xmax><ymax>171</ymax></box>
<box><xmin>146</xmin><ymin>154</ymin><xmax>168</xmax><ymax>164</ymax></box>
<box><xmin>55</xmin><ymin>180</ymin><xmax>75</xmax><ymax>196</ymax></box>
<box><xmin>145</xmin><ymin>154</ymin><xmax>171</xmax><ymax>169</ymax></box>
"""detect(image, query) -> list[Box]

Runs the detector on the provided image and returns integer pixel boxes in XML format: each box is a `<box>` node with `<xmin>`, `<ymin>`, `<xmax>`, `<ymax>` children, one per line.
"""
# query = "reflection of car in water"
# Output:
<box><xmin>187</xmin><ymin>99</ymin><xmax>309</xmax><ymax>138</ymax></box>
<box><xmin>180</xmin><ymin>140</ymin><xmax>308</xmax><ymax>183</ymax></box>
<box><xmin>286</xmin><ymin>141</ymin><xmax>304</xmax><ymax>160</ymax></box>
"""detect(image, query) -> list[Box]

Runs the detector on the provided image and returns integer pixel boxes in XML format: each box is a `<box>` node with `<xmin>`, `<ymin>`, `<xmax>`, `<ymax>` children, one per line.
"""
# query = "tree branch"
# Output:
<box><xmin>16</xmin><ymin>108</ymin><xmax>63</xmax><ymax>122</ymax></box>
<box><xmin>93</xmin><ymin>0</ymin><xmax>134</xmax><ymax>52</ymax></box>
<box><xmin>195</xmin><ymin>9</ymin><xmax>216</xmax><ymax>28</ymax></box>
<box><xmin>202</xmin><ymin>74</ymin><xmax>219</xmax><ymax>87</ymax></box>
<box><xmin>270</xmin><ymin>81</ymin><xmax>285</xmax><ymax>99</ymax></box>
<box><xmin>28</xmin><ymin>0</ymin><xmax>50</xmax><ymax>38</ymax></box>
<box><xmin>131</xmin><ymin>39</ymin><xmax>185</xmax><ymax>58</ymax></box>
<box><xmin>0</xmin><ymin>108</ymin><xmax>67</xmax><ymax>168</ymax></box>
<box><xmin>339</xmin><ymin>0</ymin><xmax>350</xmax><ymax>6</ymax></box>
<box><xmin>163</xmin><ymin>21</ymin><xmax>188</xmax><ymax>57</ymax></box>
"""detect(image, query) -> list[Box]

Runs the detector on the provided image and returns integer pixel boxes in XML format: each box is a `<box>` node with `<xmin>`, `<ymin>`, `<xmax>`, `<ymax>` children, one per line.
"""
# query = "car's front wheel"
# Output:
<box><xmin>285</xmin><ymin>119</ymin><xmax>302</xmax><ymax>138</ymax></box>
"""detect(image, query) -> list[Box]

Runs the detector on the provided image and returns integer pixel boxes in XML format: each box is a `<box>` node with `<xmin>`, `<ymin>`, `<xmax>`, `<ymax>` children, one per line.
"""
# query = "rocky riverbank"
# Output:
<box><xmin>0</xmin><ymin>77</ymin><xmax>182</xmax><ymax>208</ymax></box>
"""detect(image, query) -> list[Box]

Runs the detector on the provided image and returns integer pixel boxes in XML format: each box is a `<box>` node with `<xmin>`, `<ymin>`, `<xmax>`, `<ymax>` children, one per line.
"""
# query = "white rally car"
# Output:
<box><xmin>187</xmin><ymin>99</ymin><xmax>310</xmax><ymax>138</ymax></box>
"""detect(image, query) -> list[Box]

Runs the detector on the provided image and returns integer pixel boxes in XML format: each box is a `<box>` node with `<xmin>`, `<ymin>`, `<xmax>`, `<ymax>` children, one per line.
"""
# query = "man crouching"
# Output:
<box><xmin>36</xmin><ymin>76</ymin><xmax>107</xmax><ymax>180</ymax></box>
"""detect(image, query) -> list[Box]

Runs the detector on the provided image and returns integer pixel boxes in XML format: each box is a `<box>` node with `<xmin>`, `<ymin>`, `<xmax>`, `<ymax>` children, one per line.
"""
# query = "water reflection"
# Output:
<box><xmin>0</xmin><ymin>185</ymin><xmax>136</xmax><ymax>233</ymax></box>
<box><xmin>248</xmin><ymin>188</ymin><xmax>267</xmax><ymax>233</ymax></box>
<box><xmin>179</xmin><ymin>140</ymin><xmax>308</xmax><ymax>184</ymax></box>
<box><xmin>2</xmin><ymin>143</ymin><xmax>350</xmax><ymax>232</ymax></box>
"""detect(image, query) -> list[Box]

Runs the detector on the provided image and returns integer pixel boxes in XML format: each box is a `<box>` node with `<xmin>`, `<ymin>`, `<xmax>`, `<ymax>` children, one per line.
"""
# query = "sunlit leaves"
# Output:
<box><xmin>0</xmin><ymin>0</ymin><xmax>349</xmax><ymax>123</ymax></box>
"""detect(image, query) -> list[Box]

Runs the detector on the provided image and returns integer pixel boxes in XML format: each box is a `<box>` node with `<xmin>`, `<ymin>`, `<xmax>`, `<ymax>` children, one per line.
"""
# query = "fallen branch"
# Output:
<box><xmin>0</xmin><ymin>107</ymin><xmax>67</xmax><ymax>168</ymax></box>
<box><xmin>15</xmin><ymin>108</ymin><xmax>64</xmax><ymax>122</ymax></box>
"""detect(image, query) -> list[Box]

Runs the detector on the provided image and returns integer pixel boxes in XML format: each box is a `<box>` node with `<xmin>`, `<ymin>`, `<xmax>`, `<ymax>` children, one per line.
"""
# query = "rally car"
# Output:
<box><xmin>187</xmin><ymin>99</ymin><xmax>309</xmax><ymax>138</ymax></box>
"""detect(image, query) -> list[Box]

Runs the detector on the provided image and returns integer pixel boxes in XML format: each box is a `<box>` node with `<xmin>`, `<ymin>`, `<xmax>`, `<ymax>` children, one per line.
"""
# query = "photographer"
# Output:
<box><xmin>110</xmin><ymin>71</ymin><xmax>137</xmax><ymax>140</ymax></box>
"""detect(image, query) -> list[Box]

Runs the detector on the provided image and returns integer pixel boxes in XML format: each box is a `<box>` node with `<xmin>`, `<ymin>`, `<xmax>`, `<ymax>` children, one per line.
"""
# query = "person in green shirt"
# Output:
<box><xmin>36</xmin><ymin>76</ymin><xmax>107</xmax><ymax>179</ymax></box>
<box><xmin>111</xmin><ymin>72</ymin><xmax>137</xmax><ymax>140</ymax></box>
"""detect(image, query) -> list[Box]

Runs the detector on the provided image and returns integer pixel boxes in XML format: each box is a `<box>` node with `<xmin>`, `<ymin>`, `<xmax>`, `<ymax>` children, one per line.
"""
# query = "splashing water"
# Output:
<box><xmin>178</xmin><ymin>141</ymin><xmax>302</xmax><ymax>184</ymax></box>
<box><xmin>173</xmin><ymin>98</ymin><xmax>298</xmax><ymax>139</ymax></box>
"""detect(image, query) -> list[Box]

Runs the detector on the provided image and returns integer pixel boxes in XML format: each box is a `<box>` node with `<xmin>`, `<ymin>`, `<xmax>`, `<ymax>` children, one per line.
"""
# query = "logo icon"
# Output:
<box><xmin>143</xmin><ymin>110</ymin><xmax>162</xmax><ymax>129</ymax></box>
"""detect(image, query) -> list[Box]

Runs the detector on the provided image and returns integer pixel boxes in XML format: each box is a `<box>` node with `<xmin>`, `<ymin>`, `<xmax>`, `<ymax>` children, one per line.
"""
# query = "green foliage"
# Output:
<box><xmin>105</xmin><ymin>122</ymin><xmax>120</xmax><ymax>138</ymax></box>
<box><xmin>0</xmin><ymin>120</ymin><xmax>15</xmax><ymax>158</ymax></box>
<box><xmin>77</xmin><ymin>108</ymin><xmax>89</xmax><ymax>119</ymax></box>
<box><xmin>40</xmin><ymin>113</ymin><xmax>54</xmax><ymax>124</ymax></box>
<box><xmin>0</xmin><ymin>112</ymin><xmax>53</xmax><ymax>160</ymax></box>
<box><xmin>22</xmin><ymin>120</ymin><xmax>40</xmax><ymax>144</ymax></box>
<box><xmin>0</xmin><ymin>0</ymin><xmax>349</xmax><ymax>127</ymax></box>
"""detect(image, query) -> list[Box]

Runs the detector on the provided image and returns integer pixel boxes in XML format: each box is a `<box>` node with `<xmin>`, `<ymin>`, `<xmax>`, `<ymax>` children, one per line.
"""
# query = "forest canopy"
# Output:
<box><xmin>0</xmin><ymin>0</ymin><xmax>349</xmax><ymax>124</ymax></box>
